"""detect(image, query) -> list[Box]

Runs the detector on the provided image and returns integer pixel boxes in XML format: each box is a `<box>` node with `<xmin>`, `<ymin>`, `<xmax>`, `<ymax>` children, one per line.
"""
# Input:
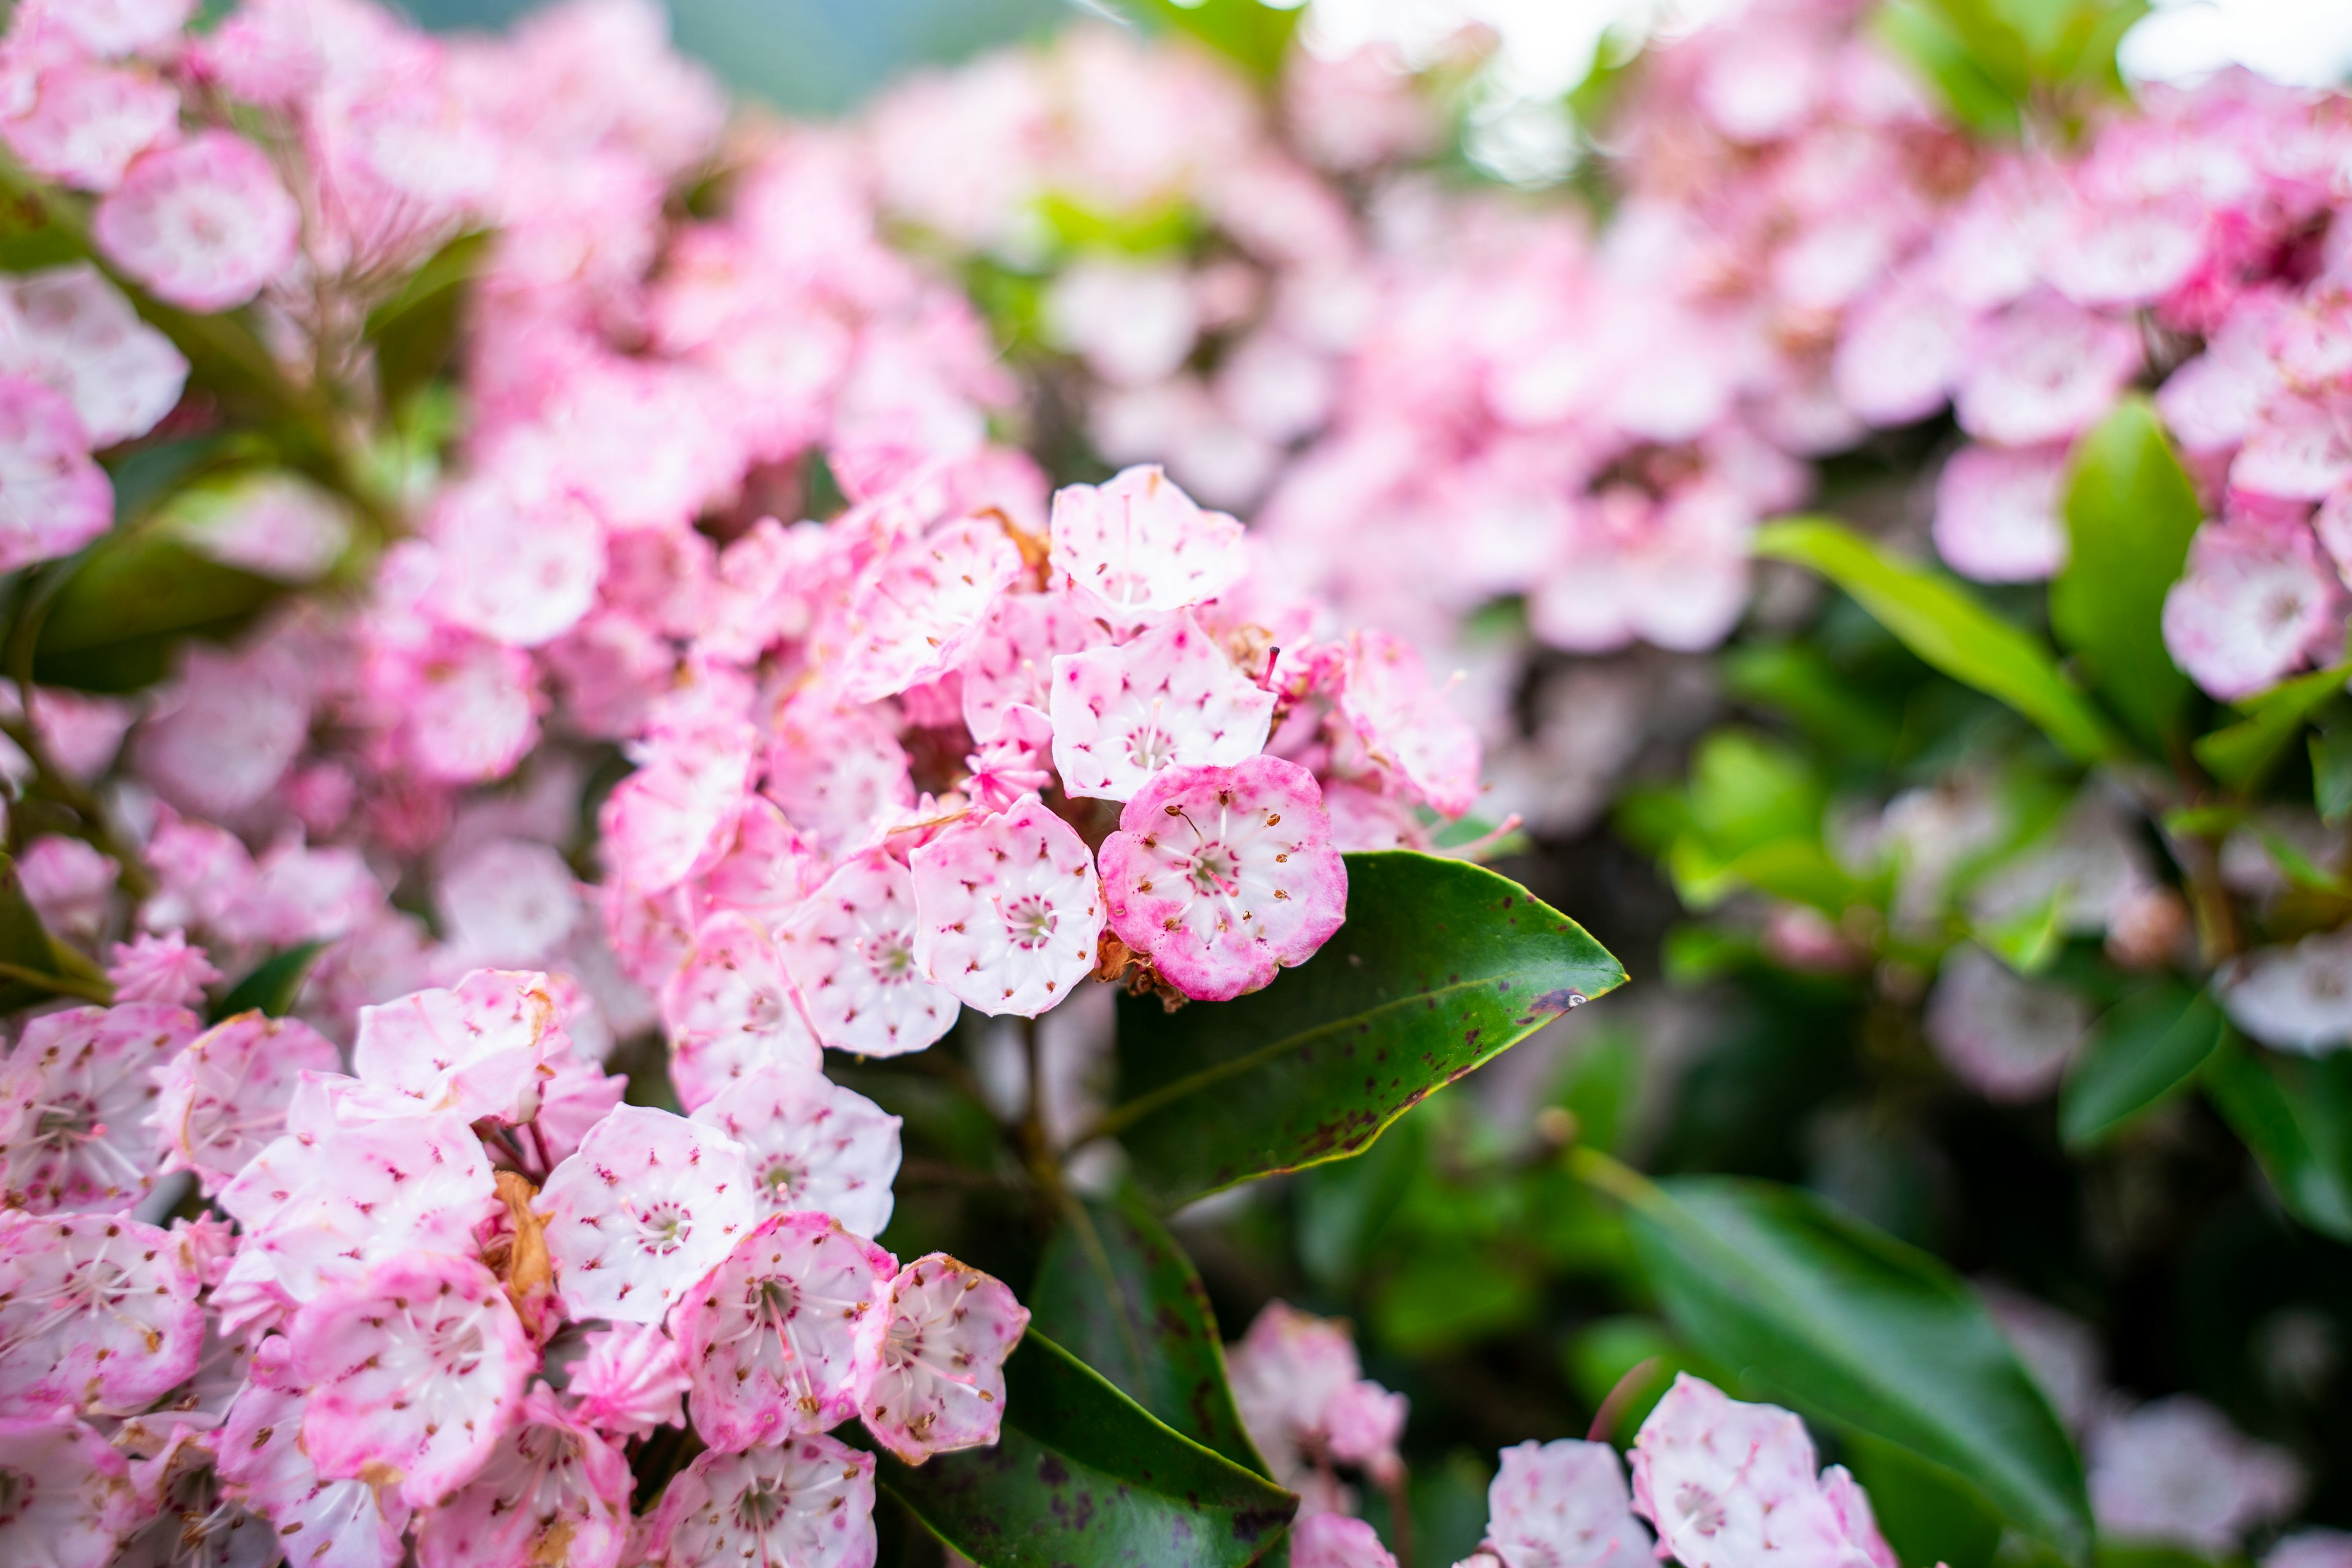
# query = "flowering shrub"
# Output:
<box><xmin>0</xmin><ymin>0</ymin><xmax>2348</xmax><ymax>1565</ymax></box>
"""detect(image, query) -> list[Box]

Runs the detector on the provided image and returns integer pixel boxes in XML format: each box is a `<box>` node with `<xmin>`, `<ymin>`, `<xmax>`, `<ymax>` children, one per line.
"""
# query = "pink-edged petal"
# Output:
<box><xmin>660</xmin><ymin>913</ymin><xmax>824</xmax><ymax>1112</ymax></box>
<box><xmin>0</xmin><ymin>1001</ymin><xmax>198</xmax><ymax>1214</ymax></box>
<box><xmin>674</xmin><ymin>1212</ymin><xmax>895</xmax><ymax>1451</ymax></box>
<box><xmin>1049</xmin><ymin>465</ymin><xmax>1248</xmax><ymax>625</ymax></box>
<box><xmin>350</xmin><ymin>970</ymin><xmax>565</xmax><ymax>1123</ymax></box>
<box><xmin>690</xmin><ymin>1065</ymin><xmax>902</xmax><ymax>1237</ymax></box>
<box><xmin>538</xmin><ymin>1104</ymin><xmax>758</xmax><ymax>1326</ymax></box>
<box><xmin>1338</xmin><ymin>630</ymin><xmax>1480</xmax><ymax>817</ymax></box>
<box><xmin>0</xmin><ymin>1412</ymin><xmax>140</xmax><ymax>1568</ymax></box>
<box><xmin>0</xmin><ymin>1210</ymin><xmax>200</xmax><ymax>1417</ymax></box>
<box><xmin>565</xmin><ymin>1322</ymin><xmax>689</xmax><ymax>1439</ymax></box>
<box><xmin>153</xmin><ymin>1011</ymin><xmax>342</xmax><ymax>1196</ymax></box>
<box><xmin>859</xmin><ymin>1253</ymin><xmax>1028</xmax><ymax>1464</ymax></box>
<box><xmin>1049</xmin><ymin>612</ymin><xmax>1275</xmax><ymax>802</ymax></box>
<box><xmin>1482</xmin><ymin>1439</ymin><xmax>1655</xmax><ymax>1568</ymax></box>
<box><xmin>288</xmin><ymin>1253</ymin><xmax>532</xmax><ymax>1510</ymax></box>
<box><xmin>651</xmin><ymin>1434</ymin><xmax>876</xmax><ymax>1568</ymax></box>
<box><xmin>1629</xmin><ymin>1373</ymin><xmax>1877</xmax><ymax>1568</ymax></box>
<box><xmin>832</xmin><ymin>516</ymin><xmax>1022</xmax><ymax>703</ymax></box>
<box><xmin>959</xmin><ymin>590</ymin><xmax>1110</xmax><ymax>742</ymax></box>
<box><xmin>1098</xmin><ymin>756</ymin><xmax>1347</xmax><ymax>1002</ymax></box>
<box><xmin>217</xmin><ymin>1340</ymin><xmax>410</xmax><ymax>1568</ymax></box>
<box><xmin>414</xmin><ymin>1384</ymin><xmax>634</xmax><ymax>1568</ymax></box>
<box><xmin>776</xmin><ymin>851</ymin><xmax>959</xmax><ymax>1058</ymax></box>
<box><xmin>908</xmin><ymin>796</ymin><xmax>1104</xmax><ymax>1017</ymax></box>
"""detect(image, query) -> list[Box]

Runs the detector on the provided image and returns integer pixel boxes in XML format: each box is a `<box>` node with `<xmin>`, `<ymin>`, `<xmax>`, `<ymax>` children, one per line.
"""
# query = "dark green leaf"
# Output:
<box><xmin>1874</xmin><ymin>0</ymin><xmax>2026</xmax><ymax>135</ymax></box>
<box><xmin>2312</xmin><ymin>706</ymin><xmax>2352</xmax><ymax>823</ymax></box>
<box><xmin>867</xmin><ymin>1331</ymin><xmax>1295</xmax><ymax>1568</ymax></box>
<box><xmin>366</xmin><ymin>230</ymin><xmax>491</xmax><ymax>407</ymax></box>
<box><xmin>1106</xmin><ymin>852</ymin><xmax>1627</xmax><ymax>1206</ymax></box>
<box><xmin>34</xmin><ymin>531</ymin><xmax>284</xmax><ymax>693</ymax></box>
<box><xmin>1586</xmin><ymin>1162</ymin><xmax>2092</xmax><ymax>1564</ymax></box>
<box><xmin>2061</xmin><ymin>984</ymin><xmax>2226</xmax><ymax>1148</ymax></box>
<box><xmin>1030</xmin><ymin>1193</ymin><xmax>1267</xmax><ymax>1474</ymax></box>
<box><xmin>2050</xmin><ymin>399</ymin><xmax>2200</xmax><ymax>752</ymax></box>
<box><xmin>2193</xmin><ymin>662</ymin><xmax>2352</xmax><ymax>790</ymax></box>
<box><xmin>1839</xmin><ymin>1428</ymin><xmax>2004</xmax><ymax>1568</ymax></box>
<box><xmin>210</xmin><ymin>941</ymin><xmax>327</xmax><ymax>1023</ymax></box>
<box><xmin>1721</xmin><ymin>643</ymin><xmax>1904</xmax><ymax>763</ymax></box>
<box><xmin>1754</xmin><ymin>519</ymin><xmax>2120</xmax><ymax>764</ymax></box>
<box><xmin>2203</xmin><ymin>1038</ymin><xmax>2352</xmax><ymax>1243</ymax></box>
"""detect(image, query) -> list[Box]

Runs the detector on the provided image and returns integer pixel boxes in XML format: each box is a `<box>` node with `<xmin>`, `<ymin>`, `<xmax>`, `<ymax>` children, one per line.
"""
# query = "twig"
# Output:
<box><xmin>0</xmin><ymin>960</ymin><xmax>111</xmax><ymax>1005</ymax></box>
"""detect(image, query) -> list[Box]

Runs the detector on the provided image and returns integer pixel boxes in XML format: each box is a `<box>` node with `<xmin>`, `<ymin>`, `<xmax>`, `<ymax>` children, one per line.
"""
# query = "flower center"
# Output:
<box><xmin>1125</xmin><ymin>724</ymin><xmax>1175</xmax><ymax>773</ymax></box>
<box><xmin>1004</xmin><ymin>893</ymin><xmax>1058</xmax><ymax>950</ymax></box>
<box><xmin>866</xmin><ymin>933</ymin><xmax>918</xmax><ymax>985</ymax></box>
<box><xmin>1675</xmin><ymin>1482</ymin><xmax>1728</xmax><ymax>1537</ymax></box>
<box><xmin>744</xmin><ymin>987</ymin><xmax>788</xmax><ymax>1032</ymax></box>
<box><xmin>428</xmin><ymin>1315</ymin><xmax>486</xmax><ymax>1379</ymax></box>
<box><xmin>32</xmin><ymin>1095</ymin><xmax>97</xmax><ymax>1149</ymax></box>
<box><xmin>1188</xmin><ymin>843</ymin><xmax>1240</xmax><ymax>896</ymax></box>
<box><xmin>0</xmin><ymin>1466</ymin><xmax>24</xmax><ymax>1525</ymax></box>
<box><xmin>755</xmin><ymin>1278</ymin><xmax>799</xmax><ymax>1321</ymax></box>
<box><xmin>734</xmin><ymin>1477</ymin><xmax>788</xmax><ymax>1532</ymax></box>
<box><xmin>633</xmin><ymin>1200</ymin><xmax>692</xmax><ymax>1254</ymax></box>
<box><xmin>759</xmin><ymin>1157</ymin><xmax>805</xmax><ymax>1204</ymax></box>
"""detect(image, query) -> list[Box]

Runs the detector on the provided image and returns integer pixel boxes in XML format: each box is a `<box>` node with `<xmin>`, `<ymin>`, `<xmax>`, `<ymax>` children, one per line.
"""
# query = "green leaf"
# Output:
<box><xmin>2060</xmin><ymin>983</ymin><xmax>2226</xmax><ymax>1148</ymax></box>
<box><xmin>1118</xmin><ymin>0</ymin><xmax>1301</xmax><ymax>81</ymax></box>
<box><xmin>32</xmin><ymin>530</ymin><xmax>285</xmax><ymax>693</ymax></box>
<box><xmin>2312</xmin><ymin>706</ymin><xmax>2352</xmax><ymax>823</ymax></box>
<box><xmin>2203</xmin><ymin>1038</ymin><xmax>2352</xmax><ymax>1242</ymax></box>
<box><xmin>1839</xmin><ymin>1428</ymin><xmax>2005</xmax><ymax>1568</ymax></box>
<box><xmin>867</xmin><ymin>1332</ymin><xmax>1295</xmax><ymax>1568</ymax></box>
<box><xmin>365</xmin><ymin>230</ymin><xmax>491</xmax><ymax>409</ymax></box>
<box><xmin>1874</xmin><ymin>0</ymin><xmax>2026</xmax><ymax>135</ymax></box>
<box><xmin>1582</xmin><ymin>1159</ymin><xmax>2092</xmax><ymax>1564</ymax></box>
<box><xmin>1721</xmin><ymin>643</ymin><xmax>1904</xmax><ymax>763</ymax></box>
<box><xmin>1106</xmin><ymin>852</ymin><xmax>1627</xmax><ymax>1206</ymax></box>
<box><xmin>1754</xmin><ymin>518</ymin><xmax>2121</xmax><ymax>764</ymax></box>
<box><xmin>2050</xmin><ymin>400</ymin><xmax>2201</xmax><ymax>752</ymax></box>
<box><xmin>210</xmin><ymin>941</ymin><xmax>327</xmax><ymax>1024</ymax></box>
<box><xmin>2194</xmin><ymin>662</ymin><xmax>2352</xmax><ymax>790</ymax></box>
<box><xmin>1971</xmin><ymin>883</ymin><xmax>2067</xmax><ymax>976</ymax></box>
<box><xmin>1029</xmin><ymin>1193</ymin><xmax>1267</xmax><ymax>1475</ymax></box>
<box><xmin>0</xmin><ymin>851</ymin><xmax>107</xmax><ymax>1011</ymax></box>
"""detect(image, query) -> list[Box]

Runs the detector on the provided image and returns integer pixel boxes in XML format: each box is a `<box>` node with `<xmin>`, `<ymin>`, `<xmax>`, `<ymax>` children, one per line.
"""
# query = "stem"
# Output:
<box><xmin>1016</xmin><ymin>1015</ymin><xmax>1065</xmax><ymax>1210</ymax></box>
<box><xmin>1380</xmin><ymin>1468</ymin><xmax>1415</xmax><ymax>1568</ymax></box>
<box><xmin>0</xmin><ymin>960</ymin><xmax>111</xmax><ymax>1005</ymax></box>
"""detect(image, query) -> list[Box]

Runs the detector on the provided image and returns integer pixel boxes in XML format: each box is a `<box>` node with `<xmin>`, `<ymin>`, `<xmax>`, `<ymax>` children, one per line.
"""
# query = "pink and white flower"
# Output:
<box><xmin>537</xmin><ymin>1104</ymin><xmax>758</xmax><ymax>1325</ymax></box>
<box><xmin>92</xmin><ymin>132</ymin><xmax>301</xmax><ymax>313</ymax></box>
<box><xmin>660</xmin><ymin>913</ymin><xmax>824</xmax><ymax>1112</ymax></box>
<box><xmin>650</xmin><ymin>1434</ymin><xmax>877</xmax><ymax>1568</ymax></box>
<box><xmin>777</xmin><ymin>850</ymin><xmax>960</xmax><ymax>1059</ymax></box>
<box><xmin>1050</xmin><ymin>465</ymin><xmax>1250</xmax><ymax>626</ymax></box>
<box><xmin>0</xmin><ymin>1210</ymin><xmax>201</xmax><ymax>1417</ymax></box>
<box><xmin>0</xmin><ymin>1001</ymin><xmax>198</xmax><ymax>1214</ymax></box>
<box><xmin>910</xmin><ymin>795</ymin><xmax>1104</xmax><ymax>1017</ymax></box>
<box><xmin>1049</xmin><ymin>612</ymin><xmax>1276</xmax><ymax>802</ymax></box>
<box><xmin>859</xmin><ymin>1253</ymin><xmax>1028</xmax><ymax>1464</ymax></box>
<box><xmin>689</xmin><ymin>1064</ymin><xmax>902</xmax><ymax>1237</ymax></box>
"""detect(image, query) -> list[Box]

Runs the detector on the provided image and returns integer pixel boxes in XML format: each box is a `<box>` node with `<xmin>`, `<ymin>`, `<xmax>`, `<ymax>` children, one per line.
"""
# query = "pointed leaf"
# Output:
<box><xmin>2060</xmin><ymin>983</ymin><xmax>2226</xmax><ymax>1148</ymax></box>
<box><xmin>1031</xmin><ymin>1192</ymin><xmax>1267</xmax><ymax>1475</ymax></box>
<box><xmin>2203</xmin><ymin>1038</ymin><xmax>2352</xmax><ymax>1242</ymax></box>
<box><xmin>210</xmin><ymin>941</ymin><xmax>326</xmax><ymax>1023</ymax></box>
<box><xmin>2194</xmin><ymin>663</ymin><xmax>2352</xmax><ymax>790</ymax></box>
<box><xmin>1106</xmin><ymin>852</ymin><xmax>1626</xmax><ymax>1206</ymax></box>
<box><xmin>864</xmin><ymin>1331</ymin><xmax>1295</xmax><ymax>1568</ymax></box>
<box><xmin>1754</xmin><ymin>519</ymin><xmax>2121</xmax><ymax>764</ymax></box>
<box><xmin>2050</xmin><ymin>399</ymin><xmax>2201</xmax><ymax>751</ymax></box>
<box><xmin>2312</xmin><ymin>707</ymin><xmax>2352</xmax><ymax>823</ymax></box>
<box><xmin>1579</xmin><ymin>1158</ymin><xmax>2092</xmax><ymax>1566</ymax></box>
<box><xmin>0</xmin><ymin>851</ymin><xmax>107</xmax><ymax>1010</ymax></box>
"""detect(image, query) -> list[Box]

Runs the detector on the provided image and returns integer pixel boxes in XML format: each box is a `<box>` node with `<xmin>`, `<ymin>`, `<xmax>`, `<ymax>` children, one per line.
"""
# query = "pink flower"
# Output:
<box><xmin>216</xmin><ymin>1102</ymin><xmax>499</xmax><ymax>1305</ymax></box>
<box><xmin>959</xmin><ymin>589</ymin><xmax>1110</xmax><ymax>742</ymax></box>
<box><xmin>1529</xmin><ymin>486</ymin><xmax>1752</xmax><ymax>656</ymax></box>
<box><xmin>0</xmin><ymin>58</ymin><xmax>178</xmax><ymax>193</ymax></box>
<box><xmin>0</xmin><ymin>373</ymin><xmax>111</xmax><ymax>573</ymax></box>
<box><xmin>137</xmin><ymin>638</ymin><xmax>315</xmax><ymax>819</ymax></box>
<box><xmin>1833</xmin><ymin>268</ymin><xmax>1969</xmax><ymax>428</ymax></box>
<box><xmin>1294</xmin><ymin>1512</ymin><xmax>1400</xmax><ymax>1568</ymax></box>
<box><xmin>765</xmin><ymin>701</ymin><xmax>916</xmax><ymax>861</ymax></box>
<box><xmin>565</xmin><ymin>1322</ymin><xmax>689</xmax><ymax>1438</ymax></box>
<box><xmin>31</xmin><ymin>0</ymin><xmax>196</xmax><ymax>58</ymax></box>
<box><xmin>93</xmin><ymin>131</ymin><xmax>300</xmax><ymax>313</ymax></box>
<box><xmin>660</xmin><ymin>912</ymin><xmax>824</xmax><ymax>1112</ymax></box>
<box><xmin>600</xmin><ymin>722</ymin><xmax>757</xmax><ymax>894</ymax></box>
<box><xmin>649</xmin><ymin>1435</ymin><xmax>876</xmax><ymax>1568</ymax></box>
<box><xmin>694</xmin><ymin>795</ymin><xmax>824</xmax><ymax>933</ymax></box>
<box><xmin>0</xmin><ymin>263</ymin><xmax>187</xmax><ymax>448</ymax></box>
<box><xmin>1050</xmin><ymin>465</ymin><xmax>1249</xmax><ymax>626</ymax></box>
<box><xmin>1048</xmin><ymin>612</ymin><xmax>1276</xmax><ymax>802</ymax></box>
<box><xmin>435</xmin><ymin>839</ymin><xmax>582</xmax><ymax>968</ymax></box>
<box><xmin>1932</xmin><ymin>442</ymin><xmax>2073</xmax><ymax>583</ymax></box>
<box><xmin>2218</xmin><ymin>929</ymin><xmax>2352</xmax><ymax>1054</ymax></box>
<box><xmin>0</xmin><ymin>1210</ymin><xmax>201</xmax><ymax>1417</ymax></box>
<box><xmin>288</xmin><ymin>1253</ymin><xmax>533</xmax><ymax>1510</ymax></box>
<box><xmin>537</xmin><ymin>1103</ymin><xmax>758</xmax><ymax>1325</ymax></box>
<box><xmin>18</xmin><ymin>834</ymin><xmax>116</xmax><ymax>938</ymax></box>
<box><xmin>351</xmin><ymin>969</ymin><xmax>566</xmax><ymax>1124</ymax></box>
<box><xmin>0</xmin><ymin>1412</ymin><xmax>139</xmax><ymax>1568</ymax></box>
<box><xmin>399</xmin><ymin>631</ymin><xmax>543</xmax><ymax>784</ymax></box>
<box><xmin>859</xmin><ymin>1253</ymin><xmax>1028</xmax><ymax>1464</ymax></box>
<box><xmin>1629</xmin><ymin>1374</ymin><xmax>1883</xmax><ymax>1568</ymax></box>
<box><xmin>0</xmin><ymin>1001</ymin><xmax>197</xmax><ymax>1213</ymax></box>
<box><xmin>1228</xmin><ymin>1302</ymin><xmax>1404</xmax><ymax>1492</ymax></box>
<box><xmin>153</xmin><ymin>1010</ymin><xmax>341</xmax><ymax>1194</ymax></box>
<box><xmin>1954</xmin><ymin>293</ymin><xmax>2142</xmax><ymax>448</ymax></box>
<box><xmin>104</xmin><ymin>929</ymin><xmax>218</xmax><ymax>1008</ymax></box>
<box><xmin>2233</xmin><ymin>396</ymin><xmax>2352</xmax><ymax>501</ymax></box>
<box><xmin>413</xmin><ymin>1384</ymin><xmax>635</xmax><ymax>1568</ymax></box>
<box><xmin>2087</xmin><ymin>1397</ymin><xmax>2304</xmax><ymax>1554</ymax></box>
<box><xmin>2162</xmin><ymin>516</ymin><xmax>2343</xmax><ymax>699</ymax></box>
<box><xmin>426</xmin><ymin>477</ymin><xmax>607</xmax><ymax>649</ymax></box>
<box><xmin>1098</xmin><ymin>756</ymin><xmax>1348</xmax><ymax>1002</ymax></box>
<box><xmin>831</xmin><ymin>516</ymin><xmax>1023</xmax><ymax>703</ymax></box>
<box><xmin>1477</xmin><ymin>1439</ymin><xmax>1655</xmax><ymax>1568</ymax></box>
<box><xmin>674</xmin><ymin>1212</ymin><xmax>895</xmax><ymax>1450</ymax></box>
<box><xmin>1338</xmin><ymin>630</ymin><xmax>1481</xmax><ymax>817</ymax></box>
<box><xmin>776</xmin><ymin>850</ymin><xmax>960</xmax><ymax>1059</ymax></box>
<box><xmin>1924</xmin><ymin>946</ymin><xmax>2090</xmax><ymax>1101</ymax></box>
<box><xmin>217</xmin><ymin>1340</ymin><xmax>411</xmax><ymax>1568</ymax></box>
<box><xmin>909</xmin><ymin>795</ymin><xmax>1104</xmax><ymax>1017</ymax></box>
<box><xmin>689</xmin><ymin>1063</ymin><xmax>903</xmax><ymax>1237</ymax></box>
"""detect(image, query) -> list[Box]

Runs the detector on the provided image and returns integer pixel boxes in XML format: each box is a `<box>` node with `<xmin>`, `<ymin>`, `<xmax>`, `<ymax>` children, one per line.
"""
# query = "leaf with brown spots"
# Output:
<box><xmin>1104</xmin><ymin>852</ymin><xmax>1626</xmax><ymax>1205</ymax></box>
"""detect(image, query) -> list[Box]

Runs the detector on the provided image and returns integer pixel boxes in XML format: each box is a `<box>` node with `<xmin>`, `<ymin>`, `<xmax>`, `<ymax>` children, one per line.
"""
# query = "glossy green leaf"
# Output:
<box><xmin>1030</xmin><ymin>1193</ymin><xmax>1267</xmax><ymax>1474</ymax></box>
<box><xmin>1874</xmin><ymin>0</ymin><xmax>2025</xmax><ymax>135</ymax></box>
<box><xmin>867</xmin><ymin>1332</ymin><xmax>1295</xmax><ymax>1568</ymax></box>
<box><xmin>1582</xmin><ymin>1159</ymin><xmax>2092</xmax><ymax>1564</ymax></box>
<box><xmin>2203</xmin><ymin>1038</ymin><xmax>2352</xmax><ymax>1243</ymax></box>
<box><xmin>2051</xmin><ymin>400</ymin><xmax>2201</xmax><ymax>751</ymax></box>
<box><xmin>33</xmin><ymin>530</ymin><xmax>284</xmax><ymax>693</ymax></box>
<box><xmin>1754</xmin><ymin>518</ymin><xmax>2120</xmax><ymax>764</ymax></box>
<box><xmin>210</xmin><ymin>941</ymin><xmax>327</xmax><ymax>1024</ymax></box>
<box><xmin>366</xmin><ymin>230</ymin><xmax>490</xmax><ymax>407</ymax></box>
<box><xmin>1106</xmin><ymin>852</ymin><xmax>1627</xmax><ymax>1206</ymax></box>
<box><xmin>2194</xmin><ymin>662</ymin><xmax>2352</xmax><ymax>790</ymax></box>
<box><xmin>2060</xmin><ymin>983</ymin><xmax>2226</xmax><ymax>1148</ymax></box>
